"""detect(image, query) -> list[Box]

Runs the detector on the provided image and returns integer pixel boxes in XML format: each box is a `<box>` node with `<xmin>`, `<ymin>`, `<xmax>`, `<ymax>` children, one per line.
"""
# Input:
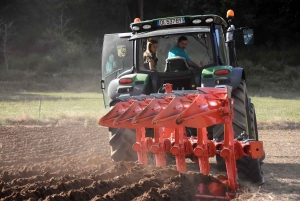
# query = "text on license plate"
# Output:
<box><xmin>158</xmin><ymin>18</ymin><xmax>185</xmax><ymax>26</ymax></box>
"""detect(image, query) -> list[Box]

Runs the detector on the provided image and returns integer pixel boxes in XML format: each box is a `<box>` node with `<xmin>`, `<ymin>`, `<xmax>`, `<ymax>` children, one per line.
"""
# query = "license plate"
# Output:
<box><xmin>158</xmin><ymin>18</ymin><xmax>185</xmax><ymax>26</ymax></box>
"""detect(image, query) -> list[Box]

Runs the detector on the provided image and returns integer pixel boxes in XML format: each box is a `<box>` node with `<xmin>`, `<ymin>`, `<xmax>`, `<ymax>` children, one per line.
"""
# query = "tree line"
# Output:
<box><xmin>0</xmin><ymin>0</ymin><xmax>299</xmax><ymax>71</ymax></box>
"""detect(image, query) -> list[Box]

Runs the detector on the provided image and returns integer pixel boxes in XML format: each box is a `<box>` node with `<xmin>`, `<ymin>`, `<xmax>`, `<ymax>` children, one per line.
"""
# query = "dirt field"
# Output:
<box><xmin>0</xmin><ymin>124</ymin><xmax>299</xmax><ymax>201</ymax></box>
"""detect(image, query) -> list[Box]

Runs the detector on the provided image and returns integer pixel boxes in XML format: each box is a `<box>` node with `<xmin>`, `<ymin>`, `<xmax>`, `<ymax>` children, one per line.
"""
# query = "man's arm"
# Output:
<box><xmin>181</xmin><ymin>49</ymin><xmax>201</xmax><ymax>69</ymax></box>
<box><xmin>187</xmin><ymin>60</ymin><xmax>200</xmax><ymax>68</ymax></box>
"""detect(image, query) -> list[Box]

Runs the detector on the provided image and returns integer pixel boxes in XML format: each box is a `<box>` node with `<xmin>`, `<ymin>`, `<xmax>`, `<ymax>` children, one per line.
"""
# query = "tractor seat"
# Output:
<box><xmin>164</xmin><ymin>57</ymin><xmax>191</xmax><ymax>72</ymax></box>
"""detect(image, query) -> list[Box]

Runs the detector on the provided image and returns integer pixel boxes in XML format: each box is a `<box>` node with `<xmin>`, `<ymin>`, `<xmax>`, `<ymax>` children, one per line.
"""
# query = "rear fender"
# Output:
<box><xmin>108</xmin><ymin>73</ymin><xmax>150</xmax><ymax>103</ymax></box>
<box><xmin>230</xmin><ymin>67</ymin><xmax>245</xmax><ymax>90</ymax></box>
<box><xmin>201</xmin><ymin>66</ymin><xmax>245</xmax><ymax>90</ymax></box>
<box><xmin>117</xmin><ymin>66</ymin><xmax>135</xmax><ymax>78</ymax></box>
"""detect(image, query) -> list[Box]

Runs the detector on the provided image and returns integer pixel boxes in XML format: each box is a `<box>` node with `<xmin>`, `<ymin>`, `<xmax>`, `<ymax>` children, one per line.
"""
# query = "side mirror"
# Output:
<box><xmin>243</xmin><ymin>29</ymin><xmax>254</xmax><ymax>45</ymax></box>
<box><xmin>117</xmin><ymin>45</ymin><xmax>127</xmax><ymax>57</ymax></box>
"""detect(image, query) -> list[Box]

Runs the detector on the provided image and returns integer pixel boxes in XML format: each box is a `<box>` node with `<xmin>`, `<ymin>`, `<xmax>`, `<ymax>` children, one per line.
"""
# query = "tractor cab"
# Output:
<box><xmin>130</xmin><ymin>15</ymin><xmax>228</xmax><ymax>72</ymax></box>
<box><xmin>101</xmin><ymin>12</ymin><xmax>254</xmax><ymax>109</ymax></box>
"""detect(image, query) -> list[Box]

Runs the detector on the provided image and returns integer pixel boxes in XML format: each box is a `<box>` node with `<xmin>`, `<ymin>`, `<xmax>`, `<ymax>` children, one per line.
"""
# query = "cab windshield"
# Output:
<box><xmin>137</xmin><ymin>32</ymin><xmax>214</xmax><ymax>72</ymax></box>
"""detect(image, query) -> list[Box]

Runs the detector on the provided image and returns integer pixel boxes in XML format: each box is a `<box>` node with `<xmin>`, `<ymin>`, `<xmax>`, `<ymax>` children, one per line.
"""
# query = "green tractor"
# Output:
<box><xmin>100</xmin><ymin>10</ymin><xmax>264</xmax><ymax>184</ymax></box>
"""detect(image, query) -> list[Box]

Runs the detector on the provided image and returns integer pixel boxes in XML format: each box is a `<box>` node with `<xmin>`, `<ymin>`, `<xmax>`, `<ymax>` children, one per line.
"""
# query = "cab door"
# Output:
<box><xmin>101</xmin><ymin>33</ymin><xmax>133</xmax><ymax>109</ymax></box>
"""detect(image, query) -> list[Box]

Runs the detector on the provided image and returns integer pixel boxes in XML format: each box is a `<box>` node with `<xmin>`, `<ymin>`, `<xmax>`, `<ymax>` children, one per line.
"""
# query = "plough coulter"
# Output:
<box><xmin>99</xmin><ymin>84</ymin><xmax>264</xmax><ymax>199</ymax></box>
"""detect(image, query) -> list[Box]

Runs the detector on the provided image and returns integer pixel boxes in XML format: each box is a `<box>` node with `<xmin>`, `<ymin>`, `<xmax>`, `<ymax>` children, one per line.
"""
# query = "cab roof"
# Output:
<box><xmin>129</xmin><ymin>26</ymin><xmax>210</xmax><ymax>40</ymax></box>
<box><xmin>130</xmin><ymin>14</ymin><xmax>227</xmax><ymax>33</ymax></box>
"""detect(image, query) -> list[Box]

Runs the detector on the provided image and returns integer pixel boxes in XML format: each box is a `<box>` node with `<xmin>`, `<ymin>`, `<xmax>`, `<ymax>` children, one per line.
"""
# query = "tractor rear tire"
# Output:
<box><xmin>249</xmin><ymin>103</ymin><xmax>266</xmax><ymax>162</ymax></box>
<box><xmin>237</xmin><ymin>104</ymin><xmax>264</xmax><ymax>184</ymax></box>
<box><xmin>109</xmin><ymin>128</ymin><xmax>138</xmax><ymax>162</ymax></box>
<box><xmin>213</xmin><ymin>80</ymin><xmax>250</xmax><ymax>140</ymax></box>
<box><xmin>214</xmin><ymin>80</ymin><xmax>250</xmax><ymax>169</ymax></box>
<box><xmin>213</xmin><ymin>80</ymin><xmax>264</xmax><ymax>183</ymax></box>
<box><xmin>249</xmin><ymin>103</ymin><xmax>259</xmax><ymax>140</ymax></box>
<box><xmin>236</xmin><ymin>156</ymin><xmax>265</xmax><ymax>184</ymax></box>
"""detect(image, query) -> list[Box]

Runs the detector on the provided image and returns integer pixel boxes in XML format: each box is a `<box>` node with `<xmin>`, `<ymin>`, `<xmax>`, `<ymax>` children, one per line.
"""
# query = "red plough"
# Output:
<box><xmin>99</xmin><ymin>84</ymin><xmax>264</xmax><ymax>199</ymax></box>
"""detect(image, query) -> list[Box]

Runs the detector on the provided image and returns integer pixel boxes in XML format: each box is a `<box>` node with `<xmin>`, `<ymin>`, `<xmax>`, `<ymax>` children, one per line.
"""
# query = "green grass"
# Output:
<box><xmin>0</xmin><ymin>92</ymin><xmax>107</xmax><ymax>125</ymax></box>
<box><xmin>251</xmin><ymin>96</ymin><xmax>300</xmax><ymax>122</ymax></box>
<box><xmin>1</xmin><ymin>91</ymin><xmax>299</xmax><ymax>126</ymax></box>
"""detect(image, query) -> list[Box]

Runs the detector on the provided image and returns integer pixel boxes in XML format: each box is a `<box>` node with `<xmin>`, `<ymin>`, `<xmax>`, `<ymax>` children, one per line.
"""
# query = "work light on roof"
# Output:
<box><xmin>134</xmin><ymin>18</ymin><xmax>141</xmax><ymax>23</ymax></box>
<box><xmin>205</xmin><ymin>18</ymin><xmax>214</xmax><ymax>23</ymax></box>
<box><xmin>132</xmin><ymin>26</ymin><xmax>140</xmax><ymax>31</ymax></box>
<box><xmin>192</xmin><ymin>19</ymin><xmax>202</xmax><ymax>24</ymax></box>
<box><xmin>143</xmin><ymin>24</ymin><xmax>151</xmax><ymax>29</ymax></box>
<box><xmin>226</xmin><ymin>10</ymin><xmax>234</xmax><ymax>19</ymax></box>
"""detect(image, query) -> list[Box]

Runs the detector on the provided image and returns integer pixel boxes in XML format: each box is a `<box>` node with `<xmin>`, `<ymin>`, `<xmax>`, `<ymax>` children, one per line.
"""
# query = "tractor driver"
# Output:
<box><xmin>168</xmin><ymin>36</ymin><xmax>200</xmax><ymax>68</ymax></box>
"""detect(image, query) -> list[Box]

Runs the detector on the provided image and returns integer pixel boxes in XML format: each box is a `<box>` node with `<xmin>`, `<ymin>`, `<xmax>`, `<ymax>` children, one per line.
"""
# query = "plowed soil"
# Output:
<box><xmin>0</xmin><ymin>125</ymin><xmax>299</xmax><ymax>201</ymax></box>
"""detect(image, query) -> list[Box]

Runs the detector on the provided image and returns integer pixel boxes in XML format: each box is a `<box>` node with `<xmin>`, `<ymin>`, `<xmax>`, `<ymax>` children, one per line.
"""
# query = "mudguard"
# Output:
<box><xmin>230</xmin><ymin>67</ymin><xmax>245</xmax><ymax>90</ymax></box>
<box><xmin>108</xmin><ymin>74</ymin><xmax>150</xmax><ymax>101</ymax></box>
<box><xmin>201</xmin><ymin>67</ymin><xmax>245</xmax><ymax>90</ymax></box>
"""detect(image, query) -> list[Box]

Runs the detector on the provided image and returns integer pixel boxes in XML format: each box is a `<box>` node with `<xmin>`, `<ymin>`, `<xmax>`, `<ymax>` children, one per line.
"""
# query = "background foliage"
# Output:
<box><xmin>0</xmin><ymin>0</ymin><xmax>299</xmax><ymax>90</ymax></box>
